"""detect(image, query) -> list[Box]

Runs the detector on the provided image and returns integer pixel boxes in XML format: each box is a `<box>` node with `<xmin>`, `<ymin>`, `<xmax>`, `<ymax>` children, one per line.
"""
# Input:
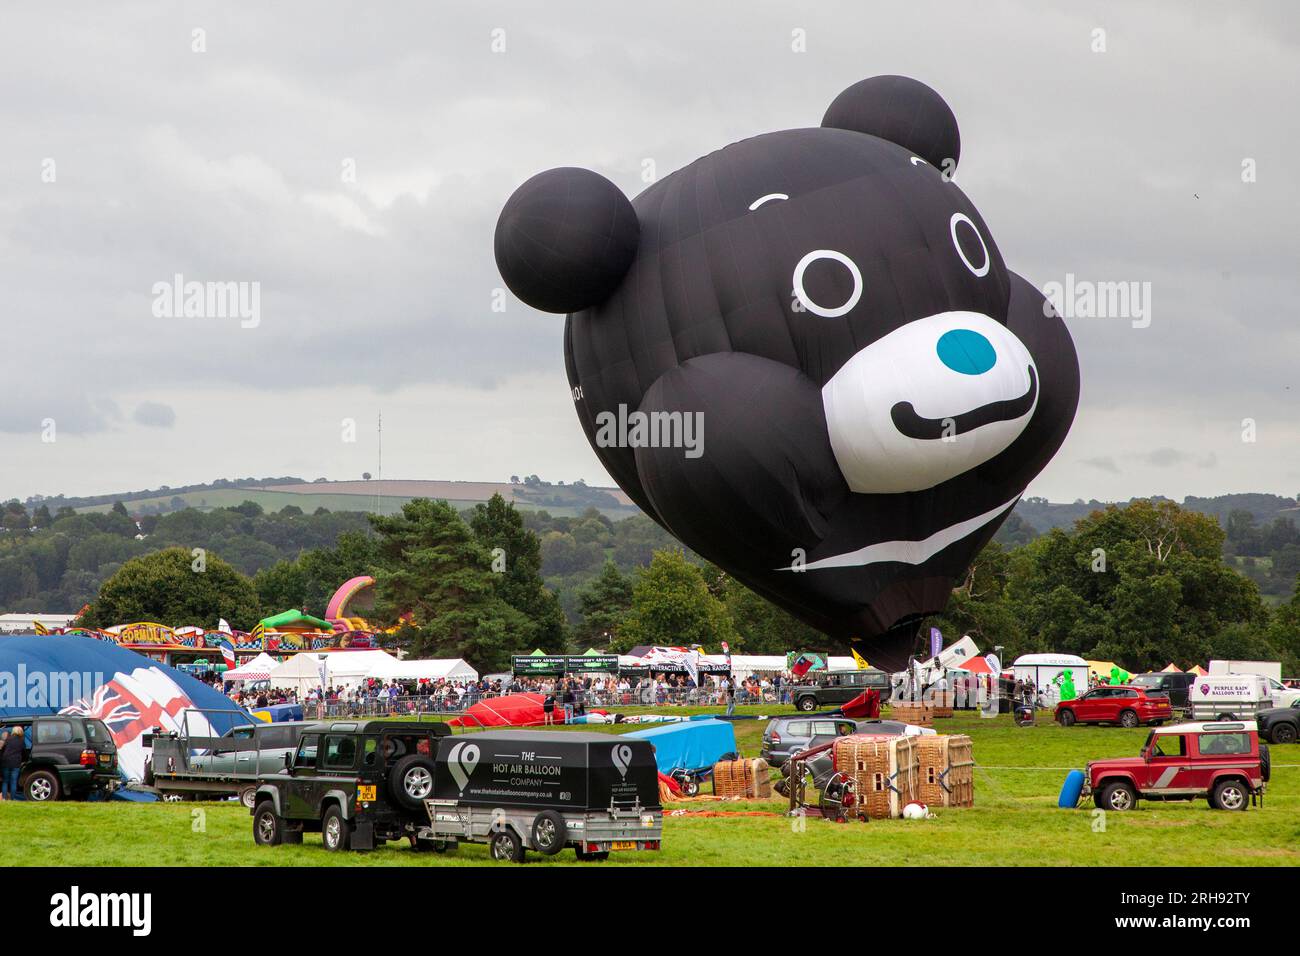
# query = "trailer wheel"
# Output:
<box><xmin>490</xmin><ymin>828</ymin><xmax>525</xmax><ymax>863</ymax></box>
<box><xmin>253</xmin><ymin>802</ymin><xmax>283</xmax><ymax>846</ymax></box>
<box><xmin>239</xmin><ymin>786</ymin><xmax>258</xmax><ymax>809</ymax></box>
<box><xmin>1259</xmin><ymin>744</ymin><xmax>1270</xmax><ymax>783</ymax></box>
<box><xmin>531</xmin><ymin>810</ymin><xmax>567</xmax><ymax>855</ymax></box>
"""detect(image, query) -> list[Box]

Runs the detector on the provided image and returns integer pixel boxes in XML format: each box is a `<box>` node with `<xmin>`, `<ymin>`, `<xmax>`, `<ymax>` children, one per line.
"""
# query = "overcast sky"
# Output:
<box><xmin>1</xmin><ymin>0</ymin><xmax>1297</xmax><ymax>505</ymax></box>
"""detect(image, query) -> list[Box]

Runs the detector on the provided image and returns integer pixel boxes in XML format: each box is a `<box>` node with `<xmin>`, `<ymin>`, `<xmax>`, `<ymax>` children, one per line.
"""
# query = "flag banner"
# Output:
<box><xmin>789</xmin><ymin>652</ymin><xmax>827</xmax><ymax>678</ymax></box>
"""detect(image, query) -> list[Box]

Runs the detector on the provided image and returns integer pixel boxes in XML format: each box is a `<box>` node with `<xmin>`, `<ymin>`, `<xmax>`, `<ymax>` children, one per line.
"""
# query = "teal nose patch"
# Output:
<box><xmin>936</xmin><ymin>328</ymin><xmax>997</xmax><ymax>375</ymax></box>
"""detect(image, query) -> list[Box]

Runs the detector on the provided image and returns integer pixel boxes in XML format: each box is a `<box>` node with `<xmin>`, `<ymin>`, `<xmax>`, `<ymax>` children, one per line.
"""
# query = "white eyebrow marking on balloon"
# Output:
<box><xmin>748</xmin><ymin>193</ymin><xmax>789</xmax><ymax>210</ymax></box>
<box><xmin>910</xmin><ymin>156</ymin><xmax>928</xmax><ymax>166</ymax></box>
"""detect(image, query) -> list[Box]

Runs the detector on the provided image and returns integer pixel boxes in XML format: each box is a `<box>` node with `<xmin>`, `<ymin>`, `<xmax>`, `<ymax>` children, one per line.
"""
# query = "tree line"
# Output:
<box><xmin>9</xmin><ymin>491</ymin><xmax>1300</xmax><ymax>676</ymax></box>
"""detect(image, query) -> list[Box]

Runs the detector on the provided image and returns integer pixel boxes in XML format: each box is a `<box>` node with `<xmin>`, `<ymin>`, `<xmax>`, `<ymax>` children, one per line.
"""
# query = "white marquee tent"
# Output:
<box><xmin>697</xmin><ymin>655</ymin><xmax>860</xmax><ymax>681</ymax></box>
<box><xmin>365</xmin><ymin>657</ymin><xmax>478</xmax><ymax>682</ymax></box>
<box><xmin>223</xmin><ymin>652</ymin><xmax>281</xmax><ymax>683</ymax></box>
<box><xmin>1012</xmin><ymin>653</ymin><xmax>1089</xmax><ymax>699</ymax></box>
<box><xmin>267</xmin><ymin>650</ymin><xmax>400</xmax><ymax>693</ymax></box>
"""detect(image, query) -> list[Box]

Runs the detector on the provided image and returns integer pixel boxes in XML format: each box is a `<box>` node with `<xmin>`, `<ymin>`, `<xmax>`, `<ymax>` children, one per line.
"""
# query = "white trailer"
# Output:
<box><xmin>1208</xmin><ymin>660</ymin><xmax>1281</xmax><ymax>681</ymax></box>
<box><xmin>1189</xmin><ymin>675</ymin><xmax>1273</xmax><ymax>721</ymax></box>
<box><xmin>1207</xmin><ymin>660</ymin><xmax>1299</xmax><ymax>707</ymax></box>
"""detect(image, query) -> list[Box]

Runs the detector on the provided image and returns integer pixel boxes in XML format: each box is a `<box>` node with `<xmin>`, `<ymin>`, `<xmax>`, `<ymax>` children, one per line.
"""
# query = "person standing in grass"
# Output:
<box><xmin>724</xmin><ymin>678</ymin><xmax>736</xmax><ymax>717</ymax></box>
<box><xmin>561</xmin><ymin>679</ymin><xmax>576</xmax><ymax>722</ymax></box>
<box><xmin>1</xmin><ymin>726</ymin><xmax>24</xmax><ymax>800</ymax></box>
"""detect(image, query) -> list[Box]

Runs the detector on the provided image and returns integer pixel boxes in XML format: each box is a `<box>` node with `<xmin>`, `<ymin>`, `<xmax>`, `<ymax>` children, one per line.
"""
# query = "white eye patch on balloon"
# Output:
<box><xmin>821</xmin><ymin>312</ymin><xmax>1038</xmax><ymax>494</ymax></box>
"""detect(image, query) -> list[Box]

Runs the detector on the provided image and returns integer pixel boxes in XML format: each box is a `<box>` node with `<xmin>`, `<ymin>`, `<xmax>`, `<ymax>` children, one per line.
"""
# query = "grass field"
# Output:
<box><xmin>2</xmin><ymin>707</ymin><xmax>1297</xmax><ymax>868</ymax></box>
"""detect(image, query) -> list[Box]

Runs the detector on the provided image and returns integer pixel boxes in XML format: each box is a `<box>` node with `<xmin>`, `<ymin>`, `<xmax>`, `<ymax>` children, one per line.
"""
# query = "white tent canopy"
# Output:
<box><xmin>366</xmin><ymin>657</ymin><xmax>478</xmax><ymax>682</ymax></box>
<box><xmin>692</xmin><ymin>654</ymin><xmax>862</xmax><ymax>681</ymax></box>
<box><xmin>267</xmin><ymin>650</ymin><xmax>400</xmax><ymax>693</ymax></box>
<box><xmin>223</xmin><ymin>652</ymin><xmax>281</xmax><ymax>682</ymax></box>
<box><xmin>1012</xmin><ymin>653</ymin><xmax>1089</xmax><ymax>700</ymax></box>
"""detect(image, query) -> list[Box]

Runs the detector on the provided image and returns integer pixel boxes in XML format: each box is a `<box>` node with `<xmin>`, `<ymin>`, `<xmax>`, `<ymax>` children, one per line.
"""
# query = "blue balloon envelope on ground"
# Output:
<box><xmin>0</xmin><ymin>634</ymin><xmax>249</xmax><ymax>781</ymax></box>
<box><xmin>624</xmin><ymin>718</ymin><xmax>738</xmax><ymax>774</ymax></box>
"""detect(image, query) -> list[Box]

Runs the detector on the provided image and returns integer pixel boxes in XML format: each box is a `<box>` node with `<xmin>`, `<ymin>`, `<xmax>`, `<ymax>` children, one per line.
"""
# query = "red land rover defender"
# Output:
<box><xmin>1081</xmin><ymin>721</ymin><xmax>1269</xmax><ymax>812</ymax></box>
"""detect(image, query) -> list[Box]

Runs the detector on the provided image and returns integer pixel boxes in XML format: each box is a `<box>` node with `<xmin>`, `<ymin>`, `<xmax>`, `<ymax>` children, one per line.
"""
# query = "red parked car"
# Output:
<box><xmin>1055</xmin><ymin>686</ymin><xmax>1172</xmax><ymax>728</ymax></box>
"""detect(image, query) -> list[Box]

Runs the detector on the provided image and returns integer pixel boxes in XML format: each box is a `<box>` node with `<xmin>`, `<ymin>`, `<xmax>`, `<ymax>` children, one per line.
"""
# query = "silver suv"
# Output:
<box><xmin>761</xmin><ymin>716</ymin><xmax>920</xmax><ymax>767</ymax></box>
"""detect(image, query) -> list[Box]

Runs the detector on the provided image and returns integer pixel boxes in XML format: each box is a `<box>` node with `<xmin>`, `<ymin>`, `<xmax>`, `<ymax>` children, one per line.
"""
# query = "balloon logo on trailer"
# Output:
<box><xmin>495</xmin><ymin>75</ymin><xmax>1080</xmax><ymax>669</ymax></box>
<box><xmin>447</xmin><ymin>741</ymin><xmax>481</xmax><ymax>792</ymax></box>
<box><xmin>612</xmin><ymin>743</ymin><xmax>633</xmax><ymax>779</ymax></box>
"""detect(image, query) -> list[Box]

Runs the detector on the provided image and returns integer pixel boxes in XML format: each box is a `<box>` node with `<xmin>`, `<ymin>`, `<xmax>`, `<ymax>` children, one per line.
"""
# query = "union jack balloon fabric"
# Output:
<box><xmin>495</xmin><ymin>75</ymin><xmax>1079</xmax><ymax>668</ymax></box>
<box><xmin>0</xmin><ymin>635</ymin><xmax>248</xmax><ymax>781</ymax></box>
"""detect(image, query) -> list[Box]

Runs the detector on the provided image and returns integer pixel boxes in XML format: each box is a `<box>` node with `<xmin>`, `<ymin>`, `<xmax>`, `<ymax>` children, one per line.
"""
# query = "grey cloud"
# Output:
<box><xmin>1141</xmin><ymin>448</ymin><xmax>1190</xmax><ymax>468</ymax></box>
<box><xmin>0</xmin><ymin>0</ymin><xmax>1296</xmax><ymax>501</ymax></box>
<box><xmin>133</xmin><ymin>402</ymin><xmax>176</xmax><ymax>428</ymax></box>
<box><xmin>1081</xmin><ymin>456</ymin><xmax>1121</xmax><ymax>474</ymax></box>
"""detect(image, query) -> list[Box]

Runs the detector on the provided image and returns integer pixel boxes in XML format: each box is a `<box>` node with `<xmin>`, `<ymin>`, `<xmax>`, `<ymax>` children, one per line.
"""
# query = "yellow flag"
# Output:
<box><xmin>851</xmin><ymin>648</ymin><xmax>870</xmax><ymax>670</ymax></box>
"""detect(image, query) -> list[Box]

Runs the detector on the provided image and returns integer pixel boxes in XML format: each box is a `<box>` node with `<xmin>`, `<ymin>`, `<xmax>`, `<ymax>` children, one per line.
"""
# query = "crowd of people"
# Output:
<box><xmin>212</xmin><ymin>669</ymin><xmax>792</xmax><ymax>716</ymax></box>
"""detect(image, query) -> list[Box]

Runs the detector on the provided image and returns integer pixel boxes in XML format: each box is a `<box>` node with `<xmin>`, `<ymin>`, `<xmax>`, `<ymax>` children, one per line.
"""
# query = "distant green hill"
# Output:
<box><xmin>57</xmin><ymin>478</ymin><xmax>640</xmax><ymax>520</ymax></box>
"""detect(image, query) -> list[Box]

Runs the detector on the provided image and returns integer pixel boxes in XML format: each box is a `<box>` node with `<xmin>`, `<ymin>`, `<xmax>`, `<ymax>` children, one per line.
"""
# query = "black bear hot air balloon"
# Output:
<box><xmin>495</xmin><ymin>75</ymin><xmax>1079</xmax><ymax>669</ymax></box>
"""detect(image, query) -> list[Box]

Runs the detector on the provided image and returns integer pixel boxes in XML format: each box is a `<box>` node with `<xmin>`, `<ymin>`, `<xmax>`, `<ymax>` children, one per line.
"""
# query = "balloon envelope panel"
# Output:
<box><xmin>498</xmin><ymin>76</ymin><xmax>1079</xmax><ymax>668</ymax></box>
<box><xmin>0</xmin><ymin>635</ymin><xmax>250</xmax><ymax>780</ymax></box>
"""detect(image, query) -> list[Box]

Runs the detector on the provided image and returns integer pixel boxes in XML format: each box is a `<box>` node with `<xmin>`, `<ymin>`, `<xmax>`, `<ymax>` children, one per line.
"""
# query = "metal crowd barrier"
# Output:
<box><xmin>254</xmin><ymin>685</ymin><xmax>790</xmax><ymax>718</ymax></box>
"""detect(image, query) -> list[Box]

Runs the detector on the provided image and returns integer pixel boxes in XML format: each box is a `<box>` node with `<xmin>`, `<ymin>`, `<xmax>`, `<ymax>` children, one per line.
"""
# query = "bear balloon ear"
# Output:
<box><xmin>494</xmin><ymin>167</ymin><xmax>640</xmax><ymax>314</ymax></box>
<box><xmin>822</xmin><ymin>75</ymin><xmax>961</xmax><ymax>172</ymax></box>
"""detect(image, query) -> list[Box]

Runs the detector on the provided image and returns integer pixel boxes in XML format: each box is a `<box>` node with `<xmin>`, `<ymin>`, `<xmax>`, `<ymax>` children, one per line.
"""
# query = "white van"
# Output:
<box><xmin>1188</xmin><ymin>675</ymin><xmax>1273</xmax><ymax>721</ymax></box>
<box><xmin>1257</xmin><ymin>674</ymin><xmax>1300</xmax><ymax>708</ymax></box>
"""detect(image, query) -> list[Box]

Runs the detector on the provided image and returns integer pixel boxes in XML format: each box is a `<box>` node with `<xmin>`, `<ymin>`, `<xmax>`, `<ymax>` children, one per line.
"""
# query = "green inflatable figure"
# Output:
<box><xmin>1056</xmin><ymin>669</ymin><xmax>1077</xmax><ymax>701</ymax></box>
<box><xmin>1108</xmin><ymin>665</ymin><xmax>1131</xmax><ymax>686</ymax></box>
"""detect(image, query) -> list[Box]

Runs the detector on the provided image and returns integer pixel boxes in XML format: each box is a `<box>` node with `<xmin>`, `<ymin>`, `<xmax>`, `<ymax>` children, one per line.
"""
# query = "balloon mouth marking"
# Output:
<box><xmin>890</xmin><ymin>365</ymin><xmax>1037</xmax><ymax>440</ymax></box>
<box><xmin>776</xmin><ymin>495</ymin><xmax>1020</xmax><ymax>571</ymax></box>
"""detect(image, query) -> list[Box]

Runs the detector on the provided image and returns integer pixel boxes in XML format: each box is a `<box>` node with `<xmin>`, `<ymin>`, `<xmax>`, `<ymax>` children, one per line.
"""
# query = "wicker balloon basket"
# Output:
<box><xmin>831</xmin><ymin>734</ymin><xmax>919</xmax><ymax>818</ymax></box>
<box><xmin>915</xmin><ymin>734</ymin><xmax>975</xmax><ymax>808</ymax></box>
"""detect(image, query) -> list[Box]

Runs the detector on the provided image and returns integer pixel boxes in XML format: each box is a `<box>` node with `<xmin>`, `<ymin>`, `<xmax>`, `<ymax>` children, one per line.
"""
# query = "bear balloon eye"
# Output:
<box><xmin>793</xmin><ymin>249</ymin><xmax>863</xmax><ymax>318</ymax></box>
<box><xmin>909</xmin><ymin>156</ymin><xmax>928</xmax><ymax>166</ymax></box>
<box><xmin>949</xmin><ymin>213</ymin><xmax>989</xmax><ymax>277</ymax></box>
<box><xmin>748</xmin><ymin>193</ymin><xmax>789</xmax><ymax>210</ymax></box>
